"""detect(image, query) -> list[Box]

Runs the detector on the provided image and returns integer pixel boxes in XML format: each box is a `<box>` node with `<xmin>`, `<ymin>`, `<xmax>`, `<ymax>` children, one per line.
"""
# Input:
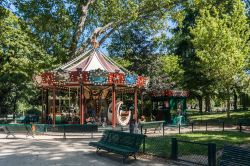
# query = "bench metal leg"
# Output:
<box><xmin>7</xmin><ymin>134</ymin><xmax>15</xmax><ymax>138</ymax></box>
<box><xmin>26</xmin><ymin>131</ymin><xmax>35</xmax><ymax>138</ymax></box>
<box><xmin>122</xmin><ymin>156</ymin><xmax>128</xmax><ymax>163</ymax></box>
<box><xmin>63</xmin><ymin>132</ymin><xmax>66</xmax><ymax>139</ymax></box>
<box><xmin>6</xmin><ymin>132</ymin><xmax>15</xmax><ymax>139</ymax></box>
<box><xmin>133</xmin><ymin>154</ymin><xmax>137</xmax><ymax>160</ymax></box>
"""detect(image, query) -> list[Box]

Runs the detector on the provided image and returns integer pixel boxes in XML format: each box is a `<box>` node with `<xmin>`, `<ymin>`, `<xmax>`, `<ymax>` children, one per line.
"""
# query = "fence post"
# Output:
<box><xmin>171</xmin><ymin>138</ymin><xmax>178</xmax><ymax>160</ymax></box>
<box><xmin>91</xmin><ymin>125</ymin><xmax>94</xmax><ymax>138</ymax></box>
<box><xmin>239</xmin><ymin>122</ymin><xmax>242</xmax><ymax>132</ymax></box>
<box><xmin>162</xmin><ymin>123</ymin><xmax>165</xmax><ymax>136</ymax></box>
<box><xmin>208</xmin><ymin>143</ymin><xmax>216</xmax><ymax>166</ymax></box>
<box><xmin>63</xmin><ymin>125</ymin><xmax>66</xmax><ymax>139</ymax></box>
<box><xmin>192</xmin><ymin>123</ymin><xmax>194</xmax><ymax>132</ymax></box>
<box><xmin>143</xmin><ymin>136</ymin><xmax>146</xmax><ymax>153</ymax></box>
<box><xmin>222</xmin><ymin>121</ymin><xmax>224</xmax><ymax>132</ymax></box>
<box><xmin>179</xmin><ymin>124</ymin><xmax>181</xmax><ymax>134</ymax></box>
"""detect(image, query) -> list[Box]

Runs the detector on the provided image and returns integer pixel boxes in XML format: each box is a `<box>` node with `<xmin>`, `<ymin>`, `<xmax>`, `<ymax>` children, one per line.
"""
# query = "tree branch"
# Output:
<box><xmin>75</xmin><ymin>0</ymin><xmax>179</xmax><ymax>55</ymax></box>
<box><xmin>99</xmin><ymin>28</ymin><xmax>116</xmax><ymax>46</ymax></box>
<box><xmin>69</xmin><ymin>0</ymin><xmax>95</xmax><ymax>56</ymax></box>
<box><xmin>76</xmin><ymin>21</ymin><xmax>117</xmax><ymax>55</ymax></box>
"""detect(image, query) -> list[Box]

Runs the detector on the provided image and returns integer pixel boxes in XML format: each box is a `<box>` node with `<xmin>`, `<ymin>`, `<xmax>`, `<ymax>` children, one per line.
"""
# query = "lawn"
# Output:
<box><xmin>143</xmin><ymin>131</ymin><xmax>250</xmax><ymax>158</ymax></box>
<box><xmin>187</xmin><ymin>110</ymin><xmax>250</xmax><ymax>125</ymax></box>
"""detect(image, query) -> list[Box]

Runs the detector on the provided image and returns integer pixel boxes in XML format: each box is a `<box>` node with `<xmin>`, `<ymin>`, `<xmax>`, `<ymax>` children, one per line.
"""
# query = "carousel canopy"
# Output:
<box><xmin>55</xmin><ymin>49</ymin><xmax>128</xmax><ymax>74</ymax></box>
<box><xmin>34</xmin><ymin>49</ymin><xmax>149</xmax><ymax>88</ymax></box>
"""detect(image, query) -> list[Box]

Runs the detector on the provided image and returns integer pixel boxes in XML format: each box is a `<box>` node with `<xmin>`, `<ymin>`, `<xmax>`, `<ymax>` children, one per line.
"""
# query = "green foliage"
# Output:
<box><xmin>108</xmin><ymin>23</ymin><xmax>159</xmax><ymax>75</ymax></box>
<box><xmin>190</xmin><ymin>0</ymin><xmax>250</xmax><ymax>95</ymax></box>
<box><xmin>0</xmin><ymin>7</ymin><xmax>52</xmax><ymax>115</ymax></box>
<box><xmin>26</xmin><ymin>107</ymin><xmax>41</xmax><ymax>115</ymax></box>
<box><xmin>160</xmin><ymin>55</ymin><xmax>184</xmax><ymax>86</ymax></box>
<box><xmin>7</xmin><ymin>0</ymin><xmax>179</xmax><ymax>62</ymax></box>
<box><xmin>108</xmin><ymin>23</ymin><xmax>174</xmax><ymax>91</ymax></box>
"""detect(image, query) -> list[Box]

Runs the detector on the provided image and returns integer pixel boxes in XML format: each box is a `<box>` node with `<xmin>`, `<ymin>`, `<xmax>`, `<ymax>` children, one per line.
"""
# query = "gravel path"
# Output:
<box><xmin>0</xmin><ymin>134</ymin><xmax>179</xmax><ymax>166</ymax></box>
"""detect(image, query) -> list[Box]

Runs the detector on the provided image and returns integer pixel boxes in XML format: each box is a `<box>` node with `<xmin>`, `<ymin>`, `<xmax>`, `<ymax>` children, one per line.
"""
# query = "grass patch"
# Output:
<box><xmin>187</xmin><ymin>110</ymin><xmax>250</xmax><ymax>125</ymax></box>
<box><xmin>143</xmin><ymin>131</ymin><xmax>250</xmax><ymax>157</ymax></box>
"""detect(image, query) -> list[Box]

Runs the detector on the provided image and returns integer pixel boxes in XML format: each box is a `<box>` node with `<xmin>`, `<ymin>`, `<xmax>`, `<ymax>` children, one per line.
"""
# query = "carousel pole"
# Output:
<box><xmin>45</xmin><ymin>89</ymin><xmax>49</xmax><ymax>124</ymax></box>
<box><xmin>52</xmin><ymin>87</ymin><xmax>56</xmax><ymax>125</ymax></box>
<box><xmin>112</xmin><ymin>84</ymin><xmax>116</xmax><ymax>128</ymax></box>
<box><xmin>134</xmin><ymin>88</ymin><xmax>138</xmax><ymax>123</ymax></box>
<box><xmin>141</xmin><ymin>90</ymin><xmax>144</xmax><ymax>116</ymax></box>
<box><xmin>80</xmin><ymin>83</ymin><xmax>85</xmax><ymax>124</ymax></box>
<box><xmin>41</xmin><ymin>89</ymin><xmax>44</xmax><ymax>123</ymax></box>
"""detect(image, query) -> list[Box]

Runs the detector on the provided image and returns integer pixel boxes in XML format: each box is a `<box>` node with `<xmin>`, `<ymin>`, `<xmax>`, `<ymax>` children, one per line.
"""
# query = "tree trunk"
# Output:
<box><xmin>205</xmin><ymin>95</ymin><xmax>211</xmax><ymax>112</ymax></box>
<box><xmin>226</xmin><ymin>90</ymin><xmax>230</xmax><ymax>118</ymax></box>
<box><xmin>241</xmin><ymin>93</ymin><xmax>247</xmax><ymax>110</ymax></box>
<box><xmin>198</xmin><ymin>96</ymin><xmax>203</xmax><ymax>113</ymax></box>
<box><xmin>233</xmin><ymin>90</ymin><xmax>237</xmax><ymax>111</ymax></box>
<box><xmin>70</xmin><ymin>0</ymin><xmax>95</xmax><ymax>56</ymax></box>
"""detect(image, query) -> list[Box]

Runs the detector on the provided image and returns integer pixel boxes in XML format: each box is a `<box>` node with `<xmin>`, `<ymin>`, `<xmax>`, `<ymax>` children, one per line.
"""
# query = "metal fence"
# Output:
<box><xmin>164</xmin><ymin>121</ymin><xmax>250</xmax><ymax>134</ymax></box>
<box><xmin>140</xmin><ymin>135</ymin><xmax>216</xmax><ymax>166</ymax></box>
<box><xmin>171</xmin><ymin>138</ymin><xmax>216</xmax><ymax>166</ymax></box>
<box><xmin>141</xmin><ymin>135</ymin><xmax>171</xmax><ymax>157</ymax></box>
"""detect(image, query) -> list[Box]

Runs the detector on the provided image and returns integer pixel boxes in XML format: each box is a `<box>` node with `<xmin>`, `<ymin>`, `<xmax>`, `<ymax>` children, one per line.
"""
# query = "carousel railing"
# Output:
<box><xmin>8</xmin><ymin>123</ymin><xmax>99</xmax><ymax>139</ymax></box>
<box><xmin>36</xmin><ymin>124</ymin><xmax>98</xmax><ymax>139</ymax></box>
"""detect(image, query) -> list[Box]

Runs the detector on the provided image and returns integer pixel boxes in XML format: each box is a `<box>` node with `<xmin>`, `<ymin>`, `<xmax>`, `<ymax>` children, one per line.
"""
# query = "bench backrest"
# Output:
<box><xmin>140</xmin><ymin>121</ymin><xmax>164</xmax><ymax>129</ymax></box>
<box><xmin>238</xmin><ymin>118</ymin><xmax>250</xmax><ymax>126</ymax></box>
<box><xmin>101</xmin><ymin>130</ymin><xmax>145</xmax><ymax>151</ymax></box>
<box><xmin>3</xmin><ymin>124</ymin><xmax>32</xmax><ymax>133</ymax></box>
<box><xmin>220</xmin><ymin>145</ymin><xmax>250</xmax><ymax>166</ymax></box>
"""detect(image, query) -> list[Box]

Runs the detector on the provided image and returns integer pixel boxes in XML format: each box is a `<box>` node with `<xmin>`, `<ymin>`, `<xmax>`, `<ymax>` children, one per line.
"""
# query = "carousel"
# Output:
<box><xmin>34</xmin><ymin>47</ymin><xmax>149</xmax><ymax>127</ymax></box>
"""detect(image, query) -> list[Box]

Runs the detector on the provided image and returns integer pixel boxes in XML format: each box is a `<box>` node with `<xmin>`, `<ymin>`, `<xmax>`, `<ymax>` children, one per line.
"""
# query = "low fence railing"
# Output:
<box><xmin>171</xmin><ymin>138</ymin><xmax>216</xmax><ymax>166</ymax></box>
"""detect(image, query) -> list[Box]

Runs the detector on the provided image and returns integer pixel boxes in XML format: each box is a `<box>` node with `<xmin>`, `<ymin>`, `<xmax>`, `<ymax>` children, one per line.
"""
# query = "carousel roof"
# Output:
<box><xmin>55</xmin><ymin>49</ymin><xmax>128</xmax><ymax>74</ymax></box>
<box><xmin>35</xmin><ymin>48</ymin><xmax>148</xmax><ymax>88</ymax></box>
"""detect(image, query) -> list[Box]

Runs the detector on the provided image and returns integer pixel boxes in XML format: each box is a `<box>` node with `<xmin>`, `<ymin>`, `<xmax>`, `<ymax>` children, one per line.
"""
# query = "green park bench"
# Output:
<box><xmin>220</xmin><ymin>145</ymin><xmax>250</xmax><ymax>166</ymax></box>
<box><xmin>2</xmin><ymin>124</ymin><xmax>34</xmax><ymax>138</ymax></box>
<box><xmin>139</xmin><ymin>121</ymin><xmax>165</xmax><ymax>134</ymax></box>
<box><xmin>238</xmin><ymin>118</ymin><xmax>250</xmax><ymax>126</ymax></box>
<box><xmin>44</xmin><ymin>124</ymin><xmax>98</xmax><ymax>139</ymax></box>
<box><xmin>89</xmin><ymin>130</ymin><xmax>145</xmax><ymax>163</ymax></box>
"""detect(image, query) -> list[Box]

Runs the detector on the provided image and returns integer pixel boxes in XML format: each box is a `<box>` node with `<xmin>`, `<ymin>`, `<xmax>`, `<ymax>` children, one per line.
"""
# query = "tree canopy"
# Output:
<box><xmin>0</xmin><ymin>7</ymin><xmax>52</xmax><ymax>115</ymax></box>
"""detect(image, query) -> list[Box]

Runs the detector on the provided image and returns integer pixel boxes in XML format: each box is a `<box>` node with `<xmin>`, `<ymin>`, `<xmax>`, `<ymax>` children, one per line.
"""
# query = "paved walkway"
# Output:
<box><xmin>0</xmin><ymin>134</ymin><xmax>178</xmax><ymax>166</ymax></box>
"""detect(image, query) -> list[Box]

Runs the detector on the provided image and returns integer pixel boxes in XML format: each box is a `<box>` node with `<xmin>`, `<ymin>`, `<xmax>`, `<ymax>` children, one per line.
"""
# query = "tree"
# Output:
<box><xmin>160</xmin><ymin>55</ymin><xmax>184</xmax><ymax>87</ymax></box>
<box><xmin>0</xmin><ymin>7</ymin><xmax>52</xmax><ymax>116</ymax></box>
<box><xmin>190</xmin><ymin>0</ymin><xmax>250</xmax><ymax>117</ymax></box>
<box><xmin>3</xmin><ymin>0</ymin><xmax>181</xmax><ymax>63</ymax></box>
<box><xmin>169</xmin><ymin>0</ymin><xmax>214</xmax><ymax>113</ymax></box>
